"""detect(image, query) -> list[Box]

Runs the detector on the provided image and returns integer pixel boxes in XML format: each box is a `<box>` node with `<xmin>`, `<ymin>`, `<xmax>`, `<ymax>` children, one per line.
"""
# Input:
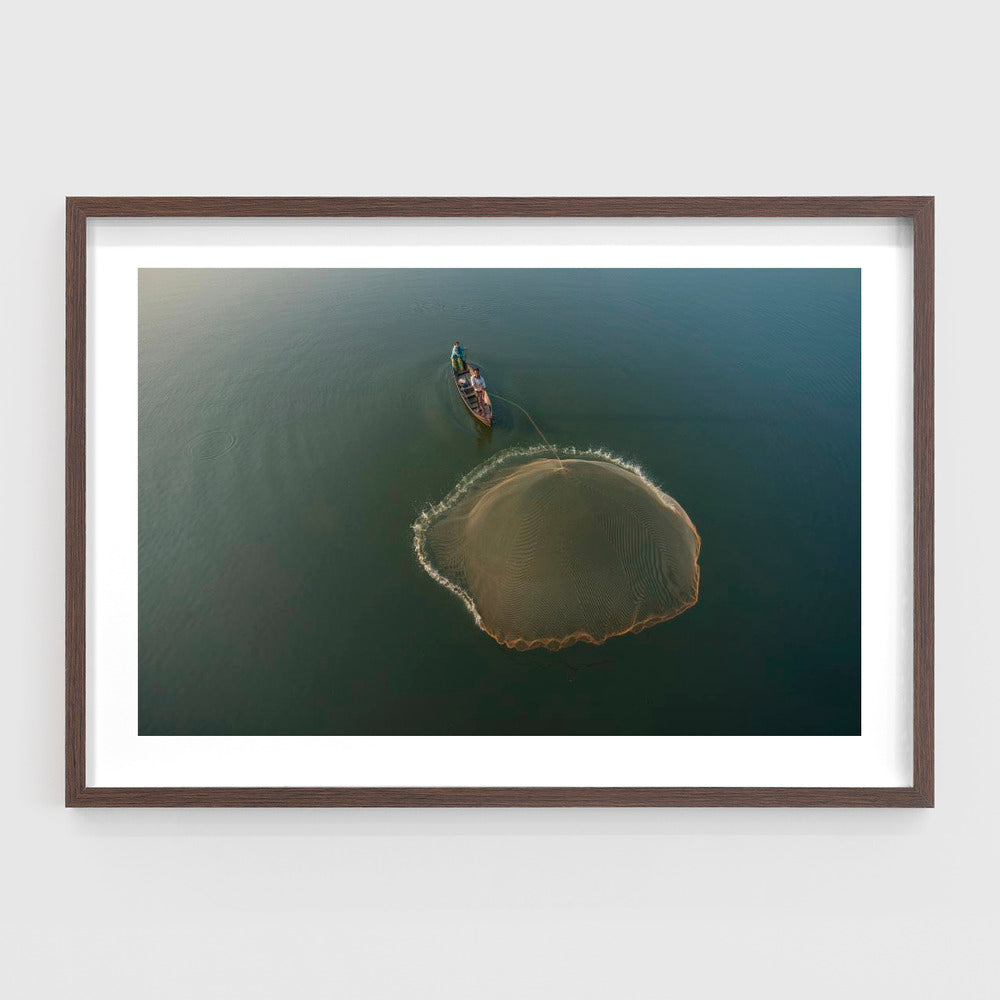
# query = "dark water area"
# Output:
<box><xmin>138</xmin><ymin>268</ymin><xmax>861</xmax><ymax>735</ymax></box>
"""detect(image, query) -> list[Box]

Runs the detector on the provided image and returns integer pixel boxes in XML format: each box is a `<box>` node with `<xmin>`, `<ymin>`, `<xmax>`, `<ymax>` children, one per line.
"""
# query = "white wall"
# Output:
<box><xmin>2</xmin><ymin>2</ymin><xmax>995</xmax><ymax>997</ymax></box>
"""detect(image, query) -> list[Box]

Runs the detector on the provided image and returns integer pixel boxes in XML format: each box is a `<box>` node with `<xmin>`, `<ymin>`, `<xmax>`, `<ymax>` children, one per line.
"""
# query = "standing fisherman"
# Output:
<box><xmin>451</xmin><ymin>341</ymin><xmax>467</xmax><ymax>374</ymax></box>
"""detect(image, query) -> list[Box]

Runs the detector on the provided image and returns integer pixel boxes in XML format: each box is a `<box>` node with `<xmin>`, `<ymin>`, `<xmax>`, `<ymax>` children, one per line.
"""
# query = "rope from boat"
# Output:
<box><xmin>491</xmin><ymin>393</ymin><xmax>564</xmax><ymax>469</ymax></box>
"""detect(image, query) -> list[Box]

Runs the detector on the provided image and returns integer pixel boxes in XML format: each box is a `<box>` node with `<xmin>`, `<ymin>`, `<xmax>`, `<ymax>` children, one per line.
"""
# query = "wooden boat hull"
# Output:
<box><xmin>453</xmin><ymin>364</ymin><xmax>492</xmax><ymax>427</ymax></box>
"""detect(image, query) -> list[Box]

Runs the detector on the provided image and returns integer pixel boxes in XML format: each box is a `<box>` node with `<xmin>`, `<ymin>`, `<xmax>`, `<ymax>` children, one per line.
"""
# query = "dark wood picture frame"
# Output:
<box><xmin>66</xmin><ymin>197</ymin><xmax>934</xmax><ymax>807</ymax></box>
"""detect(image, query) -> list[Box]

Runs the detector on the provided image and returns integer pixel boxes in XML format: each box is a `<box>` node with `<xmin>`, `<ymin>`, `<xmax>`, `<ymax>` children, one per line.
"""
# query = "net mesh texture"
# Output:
<box><xmin>416</xmin><ymin>452</ymin><xmax>700</xmax><ymax>651</ymax></box>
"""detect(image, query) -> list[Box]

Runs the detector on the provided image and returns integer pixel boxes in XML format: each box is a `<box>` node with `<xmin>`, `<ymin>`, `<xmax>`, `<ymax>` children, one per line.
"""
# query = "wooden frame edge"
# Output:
<box><xmin>66</xmin><ymin>198</ymin><xmax>87</xmax><ymax>807</ymax></box>
<box><xmin>66</xmin><ymin>786</ymin><xmax>933</xmax><ymax>808</ymax></box>
<box><xmin>66</xmin><ymin>196</ymin><xmax>935</xmax><ymax>808</ymax></box>
<box><xmin>911</xmin><ymin>196</ymin><xmax>935</xmax><ymax>806</ymax></box>
<box><xmin>66</xmin><ymin>195</ymin><xmax>931</xmax><ymax>219</ymax></box>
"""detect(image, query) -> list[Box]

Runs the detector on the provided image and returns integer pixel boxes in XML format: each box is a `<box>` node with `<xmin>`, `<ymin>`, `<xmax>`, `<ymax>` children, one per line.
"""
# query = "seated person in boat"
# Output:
<box><xmin>451</xmin><ymin>342</ymin><xmax>467</xmax><ymax>374</ymax></box>
<box><xmin>470</xmin><ymin>367</ymin><xmax>487</xmax><ymax>414</ymax></box>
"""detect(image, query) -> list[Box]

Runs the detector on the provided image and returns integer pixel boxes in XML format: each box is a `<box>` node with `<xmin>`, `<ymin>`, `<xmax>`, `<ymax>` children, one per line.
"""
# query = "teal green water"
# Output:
<box><xmin>138</xmin><ymin>268</ymin><xmax>860</xmax><ymax>735</ymax></box>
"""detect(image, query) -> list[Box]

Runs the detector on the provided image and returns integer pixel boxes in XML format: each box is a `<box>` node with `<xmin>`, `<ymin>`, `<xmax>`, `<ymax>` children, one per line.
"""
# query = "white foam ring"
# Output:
<box><xmin>411</xmin><ymin>445</ymin><xmax>683</xmax><ymax>637</ymax></box>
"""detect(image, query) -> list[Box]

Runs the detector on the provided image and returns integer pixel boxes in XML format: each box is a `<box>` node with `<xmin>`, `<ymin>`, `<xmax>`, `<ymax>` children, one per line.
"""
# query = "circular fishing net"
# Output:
<box><xmin>414</xmin><ymin>448</ymin><xmax>700</xmax><ymax>650</ymax></box>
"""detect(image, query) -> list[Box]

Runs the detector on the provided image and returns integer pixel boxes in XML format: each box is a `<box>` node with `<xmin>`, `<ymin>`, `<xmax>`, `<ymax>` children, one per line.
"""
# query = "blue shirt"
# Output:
<box><xmin>451</xmin><ymin>345</ymin><xmax>465</xmax><ymax>360</ymax></box>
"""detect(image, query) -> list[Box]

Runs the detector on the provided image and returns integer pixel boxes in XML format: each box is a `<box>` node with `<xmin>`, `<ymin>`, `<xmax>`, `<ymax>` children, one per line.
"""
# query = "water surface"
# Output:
<box><xmin>138</xmin><ymin>268</ymin><xmax>861</xmax><ymax>735</ymax></box>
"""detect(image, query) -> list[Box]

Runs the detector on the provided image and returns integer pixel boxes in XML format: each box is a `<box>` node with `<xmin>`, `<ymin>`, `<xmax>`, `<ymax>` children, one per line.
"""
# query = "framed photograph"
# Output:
<box><xmin>66</xmin><ymin>197</ymin><xmax>933</xmax><ymax>807</ymax></box>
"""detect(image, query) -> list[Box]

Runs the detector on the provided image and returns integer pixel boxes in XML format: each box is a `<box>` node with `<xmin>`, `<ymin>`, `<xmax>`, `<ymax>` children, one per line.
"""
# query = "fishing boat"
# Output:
<box><xmin>453</xmin><ymin>363</ymin><xmax>492</xmax><ymax>428</ymax></box>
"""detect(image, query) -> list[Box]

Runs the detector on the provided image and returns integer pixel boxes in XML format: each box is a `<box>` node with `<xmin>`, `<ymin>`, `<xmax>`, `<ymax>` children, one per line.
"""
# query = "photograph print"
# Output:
<box><xmin>138</xmin><ymin>266</ymin><xmax>860</xmax><ymax>737</ymax></box>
